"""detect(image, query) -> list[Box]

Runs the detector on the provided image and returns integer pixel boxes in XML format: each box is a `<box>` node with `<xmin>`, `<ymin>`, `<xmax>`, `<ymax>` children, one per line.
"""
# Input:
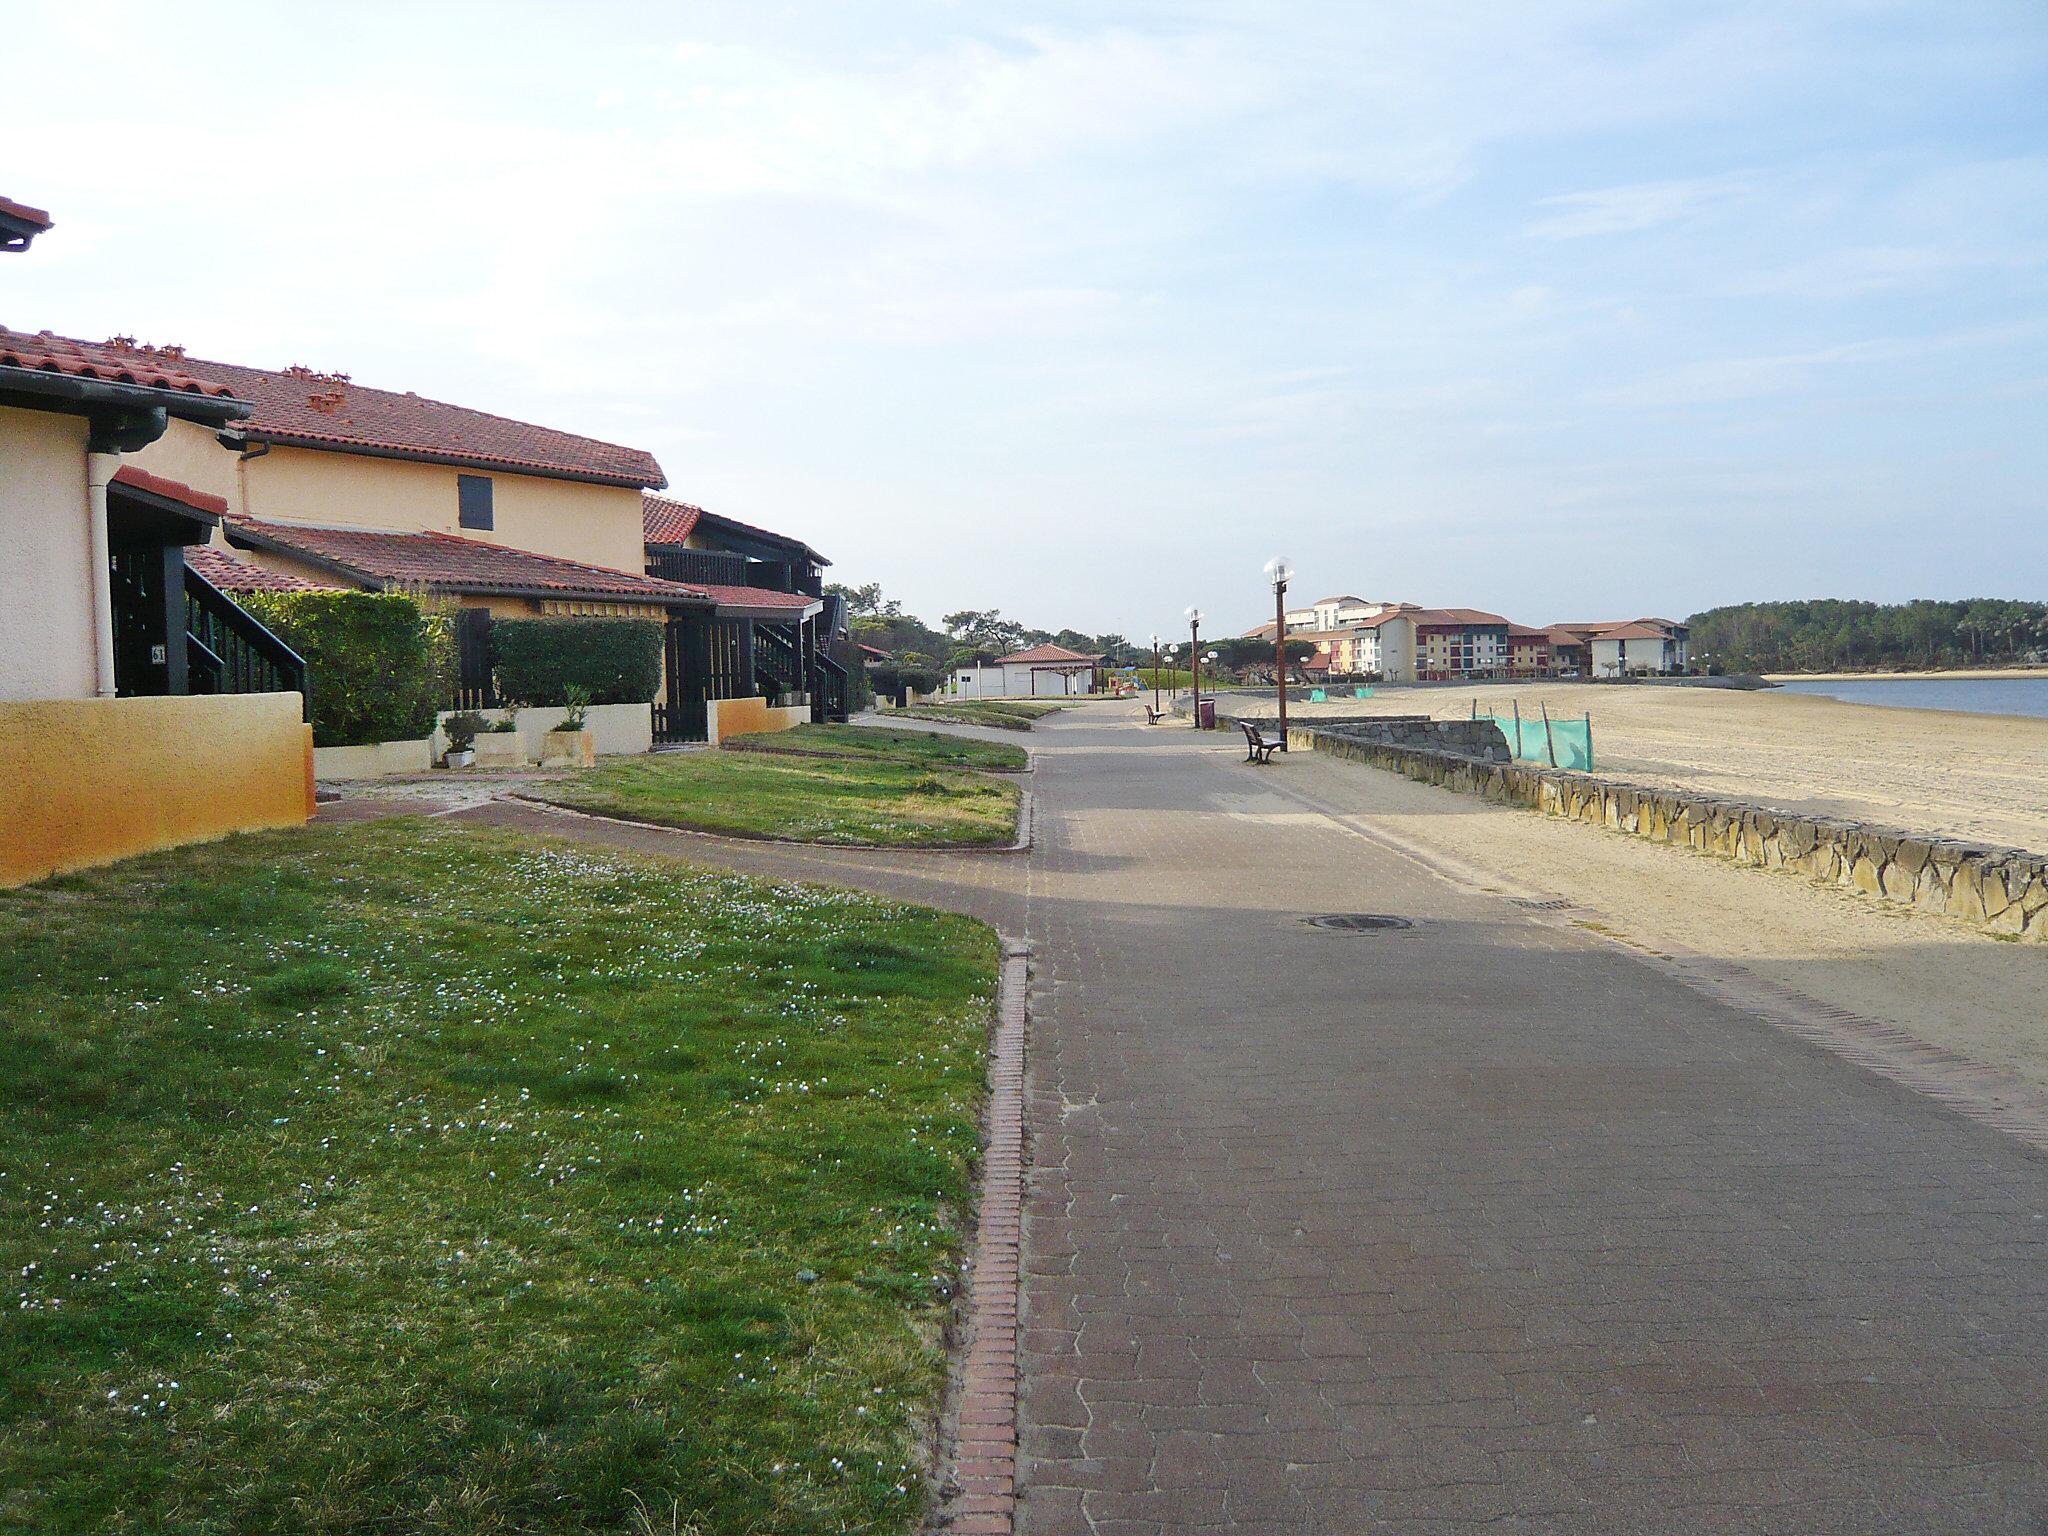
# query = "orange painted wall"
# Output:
<box><xmin>0</xmin><ymin>692</ymin><xmax>314</xmax><ymax>888</ymax></box>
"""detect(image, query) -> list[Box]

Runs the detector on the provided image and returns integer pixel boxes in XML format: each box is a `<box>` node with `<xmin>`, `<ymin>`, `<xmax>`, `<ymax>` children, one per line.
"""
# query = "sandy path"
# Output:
<box><xmin>1259</xmin><ymin>680</ymin><xmax>2048</xmax><ymax>851</ymax></box>
<box><xmin>1275</xmin><ymin>745</ymin><xmax>2048</xmax><ymax>1096</ymax></box>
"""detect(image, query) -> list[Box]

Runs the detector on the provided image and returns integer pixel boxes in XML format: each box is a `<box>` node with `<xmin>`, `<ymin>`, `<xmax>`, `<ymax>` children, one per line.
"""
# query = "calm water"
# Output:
<box><xmin>1772</xmin><ymin>675</ymin><xmax>2048</xmax><ymax>720</ymax></box>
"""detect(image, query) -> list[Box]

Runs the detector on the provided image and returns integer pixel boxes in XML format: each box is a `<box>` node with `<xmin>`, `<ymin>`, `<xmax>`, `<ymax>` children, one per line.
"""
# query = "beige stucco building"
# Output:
<box><xmin>139</xmin><ymin>418</ymin><xmax>651</xmax><ymax>578</ymax></box>
<box><xmin>1</xmin><ymin>312</ymin><xmax>315</xmax><ymax>887</ymax></box>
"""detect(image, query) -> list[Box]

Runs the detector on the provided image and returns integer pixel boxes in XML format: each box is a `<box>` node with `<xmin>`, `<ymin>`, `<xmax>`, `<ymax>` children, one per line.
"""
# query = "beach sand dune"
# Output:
<box><xmin>1272</xmin><ymin>681</ymin><xmax>2048</xmax><ymax>853</ymax></box>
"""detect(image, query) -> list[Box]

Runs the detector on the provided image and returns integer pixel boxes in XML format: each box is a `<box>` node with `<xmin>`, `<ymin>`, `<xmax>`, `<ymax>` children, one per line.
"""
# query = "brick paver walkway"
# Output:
<box><xmin>449</xmin><ymin>702</ymin><xmax>2048</xmax><ymax>1532</ymax></box>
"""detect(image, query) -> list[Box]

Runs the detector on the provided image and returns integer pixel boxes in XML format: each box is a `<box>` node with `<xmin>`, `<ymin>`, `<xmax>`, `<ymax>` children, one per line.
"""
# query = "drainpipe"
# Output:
<box><xmin>86</xmin><ymin>451</ymin><xmax>120</xmax><ymax>696</ymax></box>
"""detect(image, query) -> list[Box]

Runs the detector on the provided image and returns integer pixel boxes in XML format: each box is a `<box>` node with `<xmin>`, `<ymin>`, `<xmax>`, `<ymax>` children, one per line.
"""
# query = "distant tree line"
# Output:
<box><xmin>825</xmin><ymin>582</ymin><xmax>1146</xmax><ymax>695</ymax></box>
<box><xmin>1687</xmin><ymin>599</ymin><xmax>2048</xmax><ymax>674</ymax></box>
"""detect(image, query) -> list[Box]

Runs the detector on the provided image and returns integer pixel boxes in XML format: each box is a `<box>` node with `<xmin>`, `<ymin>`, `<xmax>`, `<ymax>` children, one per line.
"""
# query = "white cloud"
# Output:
<box><xmin>1524</xmin><ymin>173</ymin><xmax>1755</xmax><ymax>240</ymax></box>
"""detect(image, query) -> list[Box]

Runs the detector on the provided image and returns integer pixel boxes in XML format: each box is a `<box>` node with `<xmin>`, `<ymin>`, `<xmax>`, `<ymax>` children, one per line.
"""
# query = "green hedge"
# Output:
<box><xmin>239</xmin><ymin>591</ymin><xmax>452</xmax><ymax>748</ymax></box>
<box><xmin>491</xmin><ymin>618</ymin><xmax>663</xmax><ymax>707</ymax></box>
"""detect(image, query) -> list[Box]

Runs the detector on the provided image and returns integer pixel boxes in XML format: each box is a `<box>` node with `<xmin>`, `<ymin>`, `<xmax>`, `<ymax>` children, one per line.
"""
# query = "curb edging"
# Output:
<box><xmin>932</xmin><ymin>939</ymin><xmax>1028</xmax><ymax>1534</ymax></box>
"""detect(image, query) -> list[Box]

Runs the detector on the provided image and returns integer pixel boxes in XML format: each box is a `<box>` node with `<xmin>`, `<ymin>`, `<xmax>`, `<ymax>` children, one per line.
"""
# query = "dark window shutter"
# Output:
<box><xmin>458</xmin><ymin>474</ymin><xmax>494</xmax><ymax>531</ymax></box>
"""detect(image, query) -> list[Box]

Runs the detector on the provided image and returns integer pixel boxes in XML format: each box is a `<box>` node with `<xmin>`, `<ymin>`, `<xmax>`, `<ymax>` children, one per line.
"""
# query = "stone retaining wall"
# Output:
<box><xmin>1293</xmin><ymin>724</ymin><xmax>2048</xmax><ymax>942</ymax></box>
<box><xmin>1197</xmin><ymin>703</ymin><xmax>1515</xmax><ymax>760</ymax></box>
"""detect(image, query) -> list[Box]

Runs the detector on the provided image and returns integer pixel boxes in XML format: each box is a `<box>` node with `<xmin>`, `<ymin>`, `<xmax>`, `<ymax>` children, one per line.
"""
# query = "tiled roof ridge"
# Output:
<box><xmin>3</xmin><ymin>327</ymin><xmax>662</xmax><ymax>486</ymax></box>
<box><xmin>0</xmin><ymin>326</ymin><xmax>240</xmax><ymax>397</ymax></box>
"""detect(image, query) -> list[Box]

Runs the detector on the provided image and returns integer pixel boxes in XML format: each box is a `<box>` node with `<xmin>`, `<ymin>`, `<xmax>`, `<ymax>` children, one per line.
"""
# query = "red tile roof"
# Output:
<box><xmin>692</xmin><ymin>583</ymin><xmax>820</xmax><ymax>614</ymax></box>
<box><xmin>0</xmin><ymin>328</ymin><xmax>240</xmax><ymax>397</ymax></box>
<box><xmin>642</xmin><ymin>492</ymin><xmax>830</xmax><ymax>566</ymax></box>
<box><xmin>0</xmin><ymin>196</ymin><xmax>52</xmax><ymax>229</ymax></box>
<box><xmin>997</xmin><ymin>643</ymin><xmax>1101</xmax><ymax>664</ymax></box>
<box><xmin>1399</xmin><ymin>607</ymin><xmax>1509</xmax><ymax>629</ymax></box>
<box><xmin>642</xmin><ymin>492</ymin><xmax>705</xmax><ymax>546</ymax></box>
<box><xmin>186</xmin><ymin>543</ymin><xmax>341</xmax><ymax>594</ymax></box>
<box><xmin>1</xmin><ymin>329</ymin><xmax>663</xmax><ymax>487</ymax></box>
<box><xmin>1595</xmin><ymin>622</ymin><xmax>1674</xmax><ymax>641</ymax></box>
<box><xmin>222</xmin><ymin>517</ymin><xmax>708</xmax><ymax>606</ymax></box>
<box><xmin>110</xmin><ymin>464</ymin><xmax>229</xmax><ymax>518</ymax></box>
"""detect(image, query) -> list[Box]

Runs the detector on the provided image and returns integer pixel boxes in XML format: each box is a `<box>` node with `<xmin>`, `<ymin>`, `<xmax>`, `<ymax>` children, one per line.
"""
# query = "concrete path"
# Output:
<box><xmin>448</xmin><ymin>701</ymin><xmax>2048</xmax><ymax>1532</ymax></box>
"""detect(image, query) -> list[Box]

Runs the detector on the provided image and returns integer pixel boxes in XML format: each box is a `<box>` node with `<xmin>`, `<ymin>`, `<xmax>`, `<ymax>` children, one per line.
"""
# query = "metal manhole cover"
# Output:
<box><xmin>1513</xmin><ymin>898</ymin><xmax>1574</xmax><ymax>911</ymax></box>
<box><xmin>1303</xmin><ymin>913</ymin><xmax>1413</xmax><ymax>932</ymax></box>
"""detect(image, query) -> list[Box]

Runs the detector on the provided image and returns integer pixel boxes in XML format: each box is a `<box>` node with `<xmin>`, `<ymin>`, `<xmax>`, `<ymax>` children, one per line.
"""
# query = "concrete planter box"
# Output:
<box><xmin>541</xmin><ymin>729</ymin><xmax>597</xmax><ymax>768</ymax></box>
<box><xmin>435</xmin><ymin>702</ymin><xmax>650</xmax><ymax>761</ymax></box>
<box><xmin>314</xmin><ymin>736</ymin><xmax>434</xmax><ymax>780</ymax></box>
<box><xmin>472</xmin><ymin>731</ymin><xmax>527</xmax><ymax>768</ymax></box>
<box><xmin>444</xmin><ymin>748</ymin><xmax>476</xmax><ymax>769</ymax></box>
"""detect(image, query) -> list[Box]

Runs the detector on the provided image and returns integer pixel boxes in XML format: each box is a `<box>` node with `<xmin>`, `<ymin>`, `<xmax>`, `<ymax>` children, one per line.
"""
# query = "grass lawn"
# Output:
<box><xmin>534</xmin><ymin>750</ymin><xmax>1020</xmax><ymax>847</ymax></box>
<box><xmin>0</xmin><ymin>822</ymin><xmax>999</xmax><ymax>1535</ymax></box>
<box><xmin>728</xmin><ymin>723</ymin><xmax>1027</xmax><ymax>773</ymax></box>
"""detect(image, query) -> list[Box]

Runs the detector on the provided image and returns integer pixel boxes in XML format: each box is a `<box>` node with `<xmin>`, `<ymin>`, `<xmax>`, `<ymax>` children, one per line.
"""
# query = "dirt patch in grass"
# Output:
<box><xmin>531</xmin><ymin>750</ymin><xmax>1020</xmax><ymax>847</ymax></box>
<box><xmin>726</xmin><ymin>724</ymin><xmax>1028</xmax><ymax>773</ymax></box>
<box><xmin>0</xmin><ymin>822</ymin><xmax>1000</xmax><ymax>1534</ymax></box>
<box><xmin>891</xmin><ymin>700</ymin><xmax>1082</xmax><ymax>731</ymax></box>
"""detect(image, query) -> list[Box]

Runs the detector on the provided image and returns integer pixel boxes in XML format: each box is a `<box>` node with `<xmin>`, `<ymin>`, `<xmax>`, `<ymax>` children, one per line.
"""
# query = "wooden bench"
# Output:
<box><xmin>1143</xmin><ymin>703</ymin><xmax>1167</xmax><ymax>725</ymax></box>
<box><xmin>1240</xmin><ymin>720</ymin><xmax>1284</xmax><ymax>763</ymax></box>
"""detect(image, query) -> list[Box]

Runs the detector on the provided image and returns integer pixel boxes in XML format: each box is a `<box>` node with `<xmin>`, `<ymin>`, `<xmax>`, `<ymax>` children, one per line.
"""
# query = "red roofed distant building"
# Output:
<box><xmin>949</xmin><ymin>641</ymin><xmax>1103</xmax><ymax>698</ymax></box>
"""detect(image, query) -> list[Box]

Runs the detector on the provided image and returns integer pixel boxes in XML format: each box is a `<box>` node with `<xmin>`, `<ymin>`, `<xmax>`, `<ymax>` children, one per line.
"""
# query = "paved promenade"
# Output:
<box><xmin>456</xmin><ymin>701</ymin><xmax>2048</xmax><ymax>1533</ymax></box>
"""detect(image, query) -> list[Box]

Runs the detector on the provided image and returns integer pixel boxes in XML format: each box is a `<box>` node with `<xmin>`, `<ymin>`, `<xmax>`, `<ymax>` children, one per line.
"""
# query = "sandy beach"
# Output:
<box><xmin>1255</xmin><ymin>680</ymin><xmax>2048</xmax><ymax>853</ymax></box>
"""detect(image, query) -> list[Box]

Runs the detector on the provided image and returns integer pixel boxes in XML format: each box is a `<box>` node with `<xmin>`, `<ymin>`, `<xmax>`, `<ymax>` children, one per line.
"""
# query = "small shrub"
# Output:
<box><xmin>559</xmin><ymin>686</ymin><xmax>591</xmax><ymax>733</ymax></box>
<box><xmin>493</xmin><ymin>619</ymin><xmax>662</xmax><ymax>707</ymax></box>
<box><xmin>442</xmin><ymin>712</ymin><xmax>489</xmax><ymax>752</ymax></box>
<box><xmin>240</xmin><ymin>590</ymin><xmax>450</xmax><ymax>747</ymax></box>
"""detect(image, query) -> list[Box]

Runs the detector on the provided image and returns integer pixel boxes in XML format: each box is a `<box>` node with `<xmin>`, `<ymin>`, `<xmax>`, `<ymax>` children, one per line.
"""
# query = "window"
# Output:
<box><xmin>458</xmin><ymin>474</ymin><xmax>494</xmax><ymax>531</ymax></box>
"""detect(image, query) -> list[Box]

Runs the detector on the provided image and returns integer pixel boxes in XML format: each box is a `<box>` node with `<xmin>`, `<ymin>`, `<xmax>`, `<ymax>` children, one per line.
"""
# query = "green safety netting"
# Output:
<box><xmin>1481</xmin><ymin>713</ymin><xmax>1594</xmax><ymax>770</ymax></box>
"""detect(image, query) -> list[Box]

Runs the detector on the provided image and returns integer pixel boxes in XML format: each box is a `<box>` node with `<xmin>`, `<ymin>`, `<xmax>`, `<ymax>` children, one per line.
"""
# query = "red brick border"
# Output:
<box><xmin>933</xmin><ymin>940</ymin><xmax>1028</xmax><ymax>1534</ymax></box>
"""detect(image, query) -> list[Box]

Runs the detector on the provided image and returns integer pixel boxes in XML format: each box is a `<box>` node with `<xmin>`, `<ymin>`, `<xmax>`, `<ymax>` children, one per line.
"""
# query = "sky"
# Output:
<box><xmin>6</xmin><ymin>2</ymin><xmax>2045</xmax><ymax>638</ymax></box>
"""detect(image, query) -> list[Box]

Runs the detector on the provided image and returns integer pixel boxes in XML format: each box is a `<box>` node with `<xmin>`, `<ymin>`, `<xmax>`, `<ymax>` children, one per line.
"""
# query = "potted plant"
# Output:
<box><xmin>441</xmin><ymin>711</ymin><xmax>487</xmax><ymax>769</ymax></box>
<box><xmin>474</xmin><ymin>712</ymin><xmax>526</xmax><ymax>768</ymax></box>
<box><xmin>541</xmin><ymin>686</ymin><xmax>597</xmax><ymax>768</ymax></box>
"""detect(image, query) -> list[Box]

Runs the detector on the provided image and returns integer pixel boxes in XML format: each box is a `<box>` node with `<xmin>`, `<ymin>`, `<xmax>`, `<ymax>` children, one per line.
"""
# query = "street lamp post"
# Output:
<box><xmin>1185</xmin><ymin>606</ymin><xmax>1204</xmax><ymax>727</ymax></box>
<box><xmin>1264</xmin><ymin>556</ymin><xmax>1292</xmax><ymax>746</ymax></box>
<box><xmin>1149</xmin><ymin>633</ymin><xmax>1162</xmax><ymax>716</ymax></box>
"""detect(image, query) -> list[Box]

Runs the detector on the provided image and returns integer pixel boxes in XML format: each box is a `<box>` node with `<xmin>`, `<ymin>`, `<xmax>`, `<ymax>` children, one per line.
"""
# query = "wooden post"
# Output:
<box><xmin>1585</xmin><ymin>712</ymin><xmax>1593</xmax><ymax>770</ymax></box>
<box><xmin>1512</xmin><ymin>698</ymin><xmax>1522</xmax><ymax>760</ymax></box>
<box><xmin>1541</xmin><ymin>701</ymin><xmax>1559</xmax><ymax>766</ymax></box>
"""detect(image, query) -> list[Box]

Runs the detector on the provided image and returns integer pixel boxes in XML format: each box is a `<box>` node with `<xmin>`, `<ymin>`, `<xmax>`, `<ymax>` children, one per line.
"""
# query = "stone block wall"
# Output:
<box><xmin>1293</xmin><ymin>725</ymin><xmax>2048</xmax><ymax>942</ymax></box>
<box><xmin>1231</xmin><ymin>714</ymin><xmax>1512</xmax><ymax>759</ymax></box>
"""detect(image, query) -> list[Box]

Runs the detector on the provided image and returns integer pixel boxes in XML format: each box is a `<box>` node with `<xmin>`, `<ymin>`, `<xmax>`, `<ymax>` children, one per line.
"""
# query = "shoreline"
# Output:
<box><xmin>1763</xmin><ymin>666</ymin><xmax>2048</xmax><ymax>683</ymax></box>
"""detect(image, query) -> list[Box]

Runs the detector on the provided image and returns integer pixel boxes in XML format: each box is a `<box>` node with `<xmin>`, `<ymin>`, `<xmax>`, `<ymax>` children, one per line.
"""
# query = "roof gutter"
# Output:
<box><xmin>0</xmin><ymin>365</ymin><xmax>250</xmax><ymax>449</ymax></box>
